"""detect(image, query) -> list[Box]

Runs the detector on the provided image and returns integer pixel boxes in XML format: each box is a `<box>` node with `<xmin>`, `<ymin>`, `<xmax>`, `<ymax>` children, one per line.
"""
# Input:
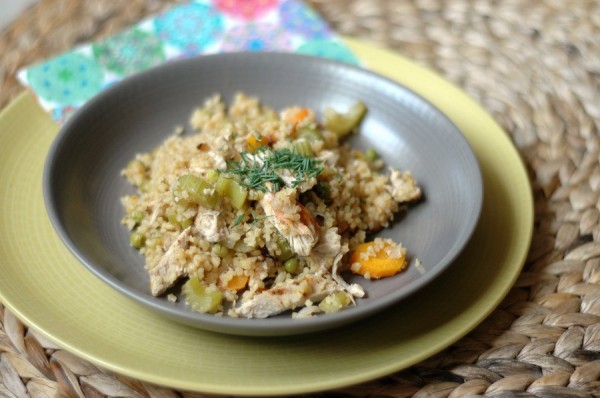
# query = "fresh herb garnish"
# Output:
<box><xmin>231</xmin><ymin>213</ymin><xmax>245</xmax><ymax>227</ymax></box>
<box><xmin>225</xmin><ymin>147</ymin><xmax>323</xmax><ymax>192</ymax></box>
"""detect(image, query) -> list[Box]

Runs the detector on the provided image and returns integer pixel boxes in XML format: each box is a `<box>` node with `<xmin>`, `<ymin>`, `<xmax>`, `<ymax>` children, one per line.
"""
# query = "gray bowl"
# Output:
<box><xmin>43</xmin><ymin>52</ymin><xmax>482</xmax><ymax>336</ymax></box>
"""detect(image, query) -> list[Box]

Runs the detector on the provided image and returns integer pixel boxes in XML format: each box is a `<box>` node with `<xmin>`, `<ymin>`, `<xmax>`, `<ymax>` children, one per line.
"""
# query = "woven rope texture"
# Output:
<box><xmin>1</xmin><ymin>0</ymin><xmax>600</xmax><ymax>397</ymax></box>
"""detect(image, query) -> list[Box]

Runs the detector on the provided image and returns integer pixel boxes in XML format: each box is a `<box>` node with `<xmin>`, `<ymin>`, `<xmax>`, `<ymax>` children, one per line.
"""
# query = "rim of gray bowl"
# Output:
<box><xmin>42</xmin><ymin>51</ymin><xmax>483</xmax><ymax>336</ymax></box>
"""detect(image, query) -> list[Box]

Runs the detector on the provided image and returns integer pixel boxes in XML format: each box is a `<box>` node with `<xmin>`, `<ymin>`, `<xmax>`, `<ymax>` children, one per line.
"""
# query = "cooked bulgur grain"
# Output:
<box><xmin>121</xmin><ymin>93</ymin><xmax>421</xmax><ymax>318</ymax></box>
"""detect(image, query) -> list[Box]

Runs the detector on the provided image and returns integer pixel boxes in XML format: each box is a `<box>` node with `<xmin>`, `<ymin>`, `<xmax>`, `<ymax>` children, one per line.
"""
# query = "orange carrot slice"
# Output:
<box><xmin>286</xmin><ymin>107</ymin><xmax>310</xmax><ymax>124</ymax></box>
<box><xmin>226</xmin><ymin>275</ymin><xmax>249</xmax><ymax>291</ymax></box>
<box><xmin>246</xmin><ymin>135</ymin><xmax>268</xmax><ymax>153</ymax></box>
<box><xmin>350</xmin><ymin>239</ymin><xmax>407</xmax><ymax>279</ymax></box>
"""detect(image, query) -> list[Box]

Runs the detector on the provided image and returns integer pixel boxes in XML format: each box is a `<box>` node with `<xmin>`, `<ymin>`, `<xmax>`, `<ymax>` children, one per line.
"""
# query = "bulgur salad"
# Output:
<box><xmin>121</xmin><ymin>93</ymin><xmax>421</xmax><ymax>319</ymax></box>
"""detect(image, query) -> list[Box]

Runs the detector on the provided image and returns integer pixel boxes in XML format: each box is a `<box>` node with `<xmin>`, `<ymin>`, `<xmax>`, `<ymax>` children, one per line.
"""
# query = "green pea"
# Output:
<box><xmin>276</xmin><ymin>236</ymin><xmax>294</xmax><ymax>261</ymax></box>
<box><xmin>130</xmin><ymin>232</ymin><xmax>145</xmax><ymax>249</ymax></box>
<box><xmin>365</xmin><ymin>148</ymin><xmax>379</xmax><ymax>162</ymax></box>
<box><xmin>284</xmin><ymin>257</ymin><xmax>300</xmax><ymax>274</ymax></box>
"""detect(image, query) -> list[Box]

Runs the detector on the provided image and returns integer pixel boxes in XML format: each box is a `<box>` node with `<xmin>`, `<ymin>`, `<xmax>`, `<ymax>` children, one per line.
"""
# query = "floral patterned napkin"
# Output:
<box><xmin>17</xmin><ymin>0</ymin><xmax>358</xmax><ymax>124</ymax></box>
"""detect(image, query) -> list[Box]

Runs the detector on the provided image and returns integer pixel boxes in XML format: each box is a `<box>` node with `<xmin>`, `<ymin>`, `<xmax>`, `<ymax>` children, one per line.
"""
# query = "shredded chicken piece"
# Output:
<box><xmin>148</xmin><ymin>227</ymin><xmax>192</xmax><ymax>296</ymax></box>
<box><xmin>209</xmin><ymin>152</ymin><xmax>227</xmax><ymax>171</ymax></box>
<box><xmin>304</xmin><ymin>228</ymin><xmax>344</xmax><ymax>271</ymax></box>
<box><xmin>312</xmin><ymin>227</ymin><xmax>343</xmax><ymax>259</ymax></box>
<box><xmin>210</xmin><ymin>135</ymin><xmax>233</xmax><ymax>170</ymax></box>
<box><xmin>188</xmin><ymin>135</ymin><xmax>232</xmax><ymax>174</ymax></box>
<box><xmin>317</xmin><ymin>150</ymin><xmax>340</xmax><ymax>168</ymax></box>
<box><xmin>306</xmin><ymin>228</ymin><xmax>365</xmax><ymax>298</ymax></box>
<box><xmin>275</xmin><ymin>168</ymin><xmax>316</xmax><ymax>192</ymax></box>
<box><xmin>148</xmin><ymin>201</ymin><xmax>166</xmax><ymax>225</ymax></box>
<box><xmin>260</xmin><ymin>190</ymin><xmax>320</xmax><ymax>256</ymax></box>
<box><xmin>388</xmin><ymin>168</ymin><xmax>422</xmax><ymax>203</ymax></box>
<box><xmin>194</xmin><ymin>209</ymin><xmax>224</xmax><ymax>243</ymax></box>
<box><xmin>332</xmin><ymin>252</ymin><xmax>365</xmax><ymax>298</ymax></box>
<box><xmin>235</xmin><ymin>274</ymin><xmax>339</xmax><ymax>318</ymax></box>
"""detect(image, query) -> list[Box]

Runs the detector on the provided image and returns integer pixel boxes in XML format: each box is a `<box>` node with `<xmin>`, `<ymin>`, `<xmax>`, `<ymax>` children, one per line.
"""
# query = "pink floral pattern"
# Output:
<box><xmin>221</xmin><ymin>23</ymin><xmax>293</xmax><ymax>52</ymax></box>
<box><xmin>215</xmin><ymin>0</ymin><xmax>278</xmax><ymax>20</ymax></box>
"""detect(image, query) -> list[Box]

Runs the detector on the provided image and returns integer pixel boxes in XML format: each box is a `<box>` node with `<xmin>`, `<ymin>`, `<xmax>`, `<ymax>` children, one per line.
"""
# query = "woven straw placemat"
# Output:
<box><xmin>2</xmin><ymin>0</ymin><xmax>600</xmax><ymax>397</ymax></box>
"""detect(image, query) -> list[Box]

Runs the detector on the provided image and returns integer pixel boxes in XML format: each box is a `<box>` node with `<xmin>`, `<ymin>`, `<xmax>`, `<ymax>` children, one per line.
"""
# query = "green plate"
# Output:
<box><xmin>0</xmin><ymin>38</ymin><xmax>533</xmax><ymax>395</ymax></box>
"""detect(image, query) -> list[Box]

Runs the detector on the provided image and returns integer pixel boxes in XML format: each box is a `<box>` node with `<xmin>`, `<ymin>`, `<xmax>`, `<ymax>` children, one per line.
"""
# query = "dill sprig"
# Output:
<box><xmin>225</xmin><ymin>147</ymin><xmax>323</xmax><ymax>192</ymax></box>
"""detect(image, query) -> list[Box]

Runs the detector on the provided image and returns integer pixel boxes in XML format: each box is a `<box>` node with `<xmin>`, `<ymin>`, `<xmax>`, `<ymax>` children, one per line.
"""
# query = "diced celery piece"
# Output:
<box><xmin>166</xmin><ymin>207</ymin><xmax>193</xmax><ymax>229</ymax></box>
<box><xmin>182</xmin><ymin>278</ymin><xmax>222</xmax><ymax>314</ymax></box>
<box><xmin>130</xmin><ymin>210</ymin><xmax>144</xmax><ymax>224</ymax></box>
<box><xmin>180</xmin><ymin>218</ymin><xmax>193</xmax><ymax>229</ymax></box>
<box><xmin>139</xmin><ymin>180</ymin><xmax>150</xmax><ymax>193</ymax></box>
<box><xmin>215</xmin><ymin>175</ymin><xmax>247</xmax><ymax>209</ymax></box>
<box><xmin>291</xmin><ymin>139</ymin><xmax>315</xmax><ymax>157</ymax></box>
<box><xmin>318</xmin><ymin>291</ymin><xmax>352</xmax><ymax>313</ymax></box>
<box><xmin>211</xmin><ymin>243</ymin><xmax>230</xmax><ymax>258</ymax></box>
<box><xmin>127</xmin><ymin>159</ymin><xmax>146</xmax><ymax>174</ymax></box>
<box><xmin>324</xmin><ymin>101</ymin><xmax>367</xmax><ymax>137</ymax></box>
<box><xmin>205</xmin><ymin>169</ymin><xmax>220</xmax><ymax>184</ymax></box>
<box><xmin>296</xmin><ymin>127</ymin><xmax>323</xmax><ymax>143</ymax></box>
<box><xmin>174</xmin><ymin>174</ymin><xmax>218</xmax><ymax>208</ymax></box>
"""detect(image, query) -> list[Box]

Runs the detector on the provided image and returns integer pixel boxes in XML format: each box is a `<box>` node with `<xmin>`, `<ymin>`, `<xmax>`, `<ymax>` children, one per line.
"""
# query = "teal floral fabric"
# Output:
<box><xmin>92</xmin><ymin>29</ymin><xmax>166</xmax><ymax>76</ymax></box>
<box><xmin>297</xmin><ymin>39</ymin><xmax>360</xmax><ymax>65</ymax></box>
<box><xmin>18</xmin><ymin>0</ymin><xmax>358</xmax><ymax>124</ymax></box>
<box><xmin>26</xmin><ymin>52</ymin><xmax>104</xmax><ymax>105</ymax></box>
<box><xmin>154</xmin><ymin>3</ymin><xmax>224</xmax><ymax>54</ymax></box>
